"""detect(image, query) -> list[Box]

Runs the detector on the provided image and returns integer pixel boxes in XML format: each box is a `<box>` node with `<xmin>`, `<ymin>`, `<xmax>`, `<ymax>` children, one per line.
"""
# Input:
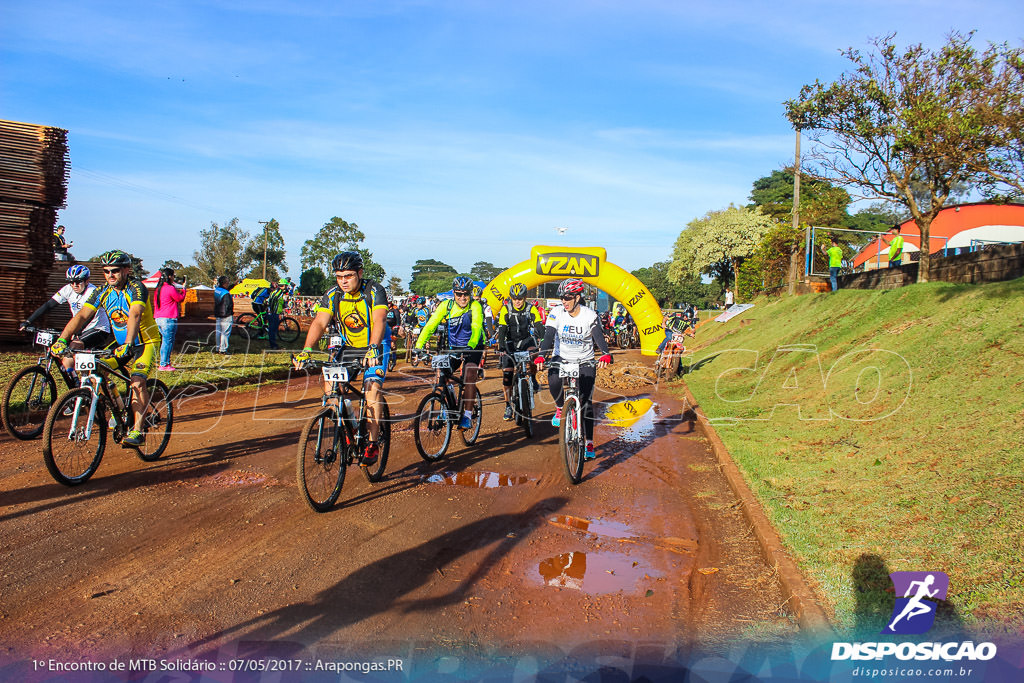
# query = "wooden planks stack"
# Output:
<box><xmin>0</xmin><ymin>119</ymin><xmax>69</xmax><ymax>343</ymax></box>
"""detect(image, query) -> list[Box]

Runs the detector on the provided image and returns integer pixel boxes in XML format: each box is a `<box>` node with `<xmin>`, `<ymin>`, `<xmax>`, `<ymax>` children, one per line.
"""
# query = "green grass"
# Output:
<box><xmin>675</xmin><ymin>277</ymin><xmax>1024</xmax><ymax>637</ymax></box>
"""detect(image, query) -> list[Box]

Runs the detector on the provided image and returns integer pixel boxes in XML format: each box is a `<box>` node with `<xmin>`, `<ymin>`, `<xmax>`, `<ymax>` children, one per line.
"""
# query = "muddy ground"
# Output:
<box><xmin>0</xmin><ymin>349</ymin><xmax>798</xmax><ymax>679</ymax></box>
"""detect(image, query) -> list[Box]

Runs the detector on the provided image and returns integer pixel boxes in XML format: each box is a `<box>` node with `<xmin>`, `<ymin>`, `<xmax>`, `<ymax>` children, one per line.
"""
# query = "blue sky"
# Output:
<box><xmin>3</xmin><ymin>0</ymin><xmax>1022</xmax><ymax>283</ymax></box>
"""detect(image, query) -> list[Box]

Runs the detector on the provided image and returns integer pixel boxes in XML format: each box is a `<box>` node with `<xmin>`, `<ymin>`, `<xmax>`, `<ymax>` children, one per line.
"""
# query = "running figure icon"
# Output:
<box><xmin>883</xmin><ymin>571</ymin><xmax>949</xmax><ymax>635</ymax></box>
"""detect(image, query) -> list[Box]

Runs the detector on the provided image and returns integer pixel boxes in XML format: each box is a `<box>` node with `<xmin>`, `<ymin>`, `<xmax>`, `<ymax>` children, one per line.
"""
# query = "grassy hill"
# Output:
<box><xmin>675</xmin><ymin>277</ymin><xmax>1024</xmax><ymax>636</ymax></box>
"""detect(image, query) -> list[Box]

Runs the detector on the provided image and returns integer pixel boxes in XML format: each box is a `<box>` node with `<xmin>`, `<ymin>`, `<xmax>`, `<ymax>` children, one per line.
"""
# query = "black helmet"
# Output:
<box><xmin>99</xmin><ymin>250</ymin><xmax>132</xmax><ymax>267</ymax></box>
<box><xmin>331</xmin><ymin>251</ymin><xmax>363</xmax><ymax>272</ymax></box>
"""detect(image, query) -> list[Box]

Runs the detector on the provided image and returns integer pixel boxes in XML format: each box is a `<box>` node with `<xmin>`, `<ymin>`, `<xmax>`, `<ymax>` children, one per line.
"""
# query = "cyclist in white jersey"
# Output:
<box><xmin>534</xmin><ymin>278</ymin><xmax>612</xmax><ymax>460</ymax></box>
<box><xmin>21</xmin><ymin>265</ymin><xmax>114</xmax><ymax>373</ymax></box>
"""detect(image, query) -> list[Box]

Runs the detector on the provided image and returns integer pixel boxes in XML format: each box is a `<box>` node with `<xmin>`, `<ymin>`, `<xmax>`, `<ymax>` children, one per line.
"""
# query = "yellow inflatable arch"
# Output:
<box><xmin>483</xmin><ymin>246</ymin><xmax>663</xmax><ymax>356</ymax></box>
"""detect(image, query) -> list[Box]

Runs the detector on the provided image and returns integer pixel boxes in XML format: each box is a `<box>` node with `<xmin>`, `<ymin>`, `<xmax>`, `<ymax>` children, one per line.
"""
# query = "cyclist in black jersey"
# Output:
<box><xmin>497</xmin><ymin>282</ymin><xmax>545</xmax><ymax>421</ymax></box>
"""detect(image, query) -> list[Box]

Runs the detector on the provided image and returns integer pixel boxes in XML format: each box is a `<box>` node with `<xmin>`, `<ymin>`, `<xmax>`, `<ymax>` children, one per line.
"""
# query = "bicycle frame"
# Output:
<box><xmin>511</xmin><ymin>351</ymin><xmax>535</xmax><ymax>412</ymax></box>
<box><xmin>62</xmin><ymin>351</ymin><xmax>135</xmax><ymax>442</ymax></box>
<box><xmin>317</xmin><ymin>360</ymin><xmax>370</xmax><ymax>460</ymax></box>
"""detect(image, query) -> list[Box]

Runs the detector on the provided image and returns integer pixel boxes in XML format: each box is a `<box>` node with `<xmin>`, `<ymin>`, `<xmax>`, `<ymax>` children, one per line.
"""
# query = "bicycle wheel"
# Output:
<box><xmin>296</xmin><ymin>407</ymin><xmax>345</xmax><ymax>512</ymax></box>
<box><xmin>518</xmin><ymin>376</ymin><xmax>534</xmax><ymax>439</ymax></box>
<box><xmin>132</xmin><ymin>379</ymin><xmax>174</xmax><ymax>462</ymax></box>
<box><xmin>413</xmin><ymin>392</ymin><xmax>452</xmax><ymax>462</ymax></box>
<box><xmin>668</xmin><ymin>352</ymin><xmax>681</xmax><ymax>377</ymax></box>
<box><xmin>459</xmin><ymin>391</ymin><xmax>483</xmax><ymax>446</ymax></box>
<box><xmin>278</xmin><ymin>317</ymin><xmax>301</xmax><ymax>343</ymax></box>
<box><xmin>409</xmin><ymin>350</ymin><xmax>420</xmax><ymax>367</ymax></box>
<box><xmin>388</xmin><ymin>347</ymin><xmax>397</xmax><ymax>372</ymax></box>
<box><xmin>362</xmin><ymin>397</ymin><xmax>390</xmax><ymax>483</ymax></box>
<box><xmin>560</xmin><ymin>395</ymin><xmax>585</xmax><ymax>484</ymax></box>
<box><xmin>42</xmin><ymin>388</ymin><xmax>106</xmax><ymax>486</ymax></box>
<box><xmin>654</xmin><ymin>355</ymin><xmax>666</xmax><ymax>385</ymax></box>
<box><xmin>2</xmin><ymin>365</ymin><xmax>58</xmax><ymax>440</ymax></box>
<box><xmin>235</xmin><ymin>312</ymin><xmax>255</xmax><ymax>326</ymax></box>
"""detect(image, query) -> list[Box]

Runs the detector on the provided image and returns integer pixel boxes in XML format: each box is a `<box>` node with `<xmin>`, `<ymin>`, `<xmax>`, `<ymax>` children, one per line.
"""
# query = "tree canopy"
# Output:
<box><xmin>298</xmin><ymin>267</ymin><xmax>330</xmax><ymax>296</ymax></box>
<box><xmin>409</xmin><ymin>259</ymin><xmax>458</xmax><ymax>296</ymax></box>
<box><xmin>190</xmin><ymin>218</ymin><xmax>250</xmax><ymax>283</ymax></box>
<box><xmin>631</xmin><ymin>261</ymin><xmax>721</xmax><ymax>309</ymax></box>
<box><xmin>785</xmin><ymin>31</ymin><xmax>1024</xmax><ymax>281</ymax></box>
<box><xmin>470</xmin><ymin>261</ymin><xmax>506</xmax><ymax>283</ymax></box>
<box><xmin>300</xmin><ymin>217</ymin><xmax>385</xmax><ymax>282</ymax></box>
<box><xmin>669</xmin><ymin>205</ymin><xmax>775</xmax><ymax>297</ymax></box>
<box><xmin>242</xmin><ymin>218</ymin><xmax>287</xmax><ymax>281</ymax></box>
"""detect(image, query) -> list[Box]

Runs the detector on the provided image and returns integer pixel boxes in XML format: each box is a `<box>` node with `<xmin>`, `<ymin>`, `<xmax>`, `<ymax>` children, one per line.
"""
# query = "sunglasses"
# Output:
<box><xmin>102</xmin><ymin>268</ymin><xmax>122</xmax><ymax>275</ymax></box>
<box><xmin>560</xmin><ymin>294</ymin><xmax>577</xmax><ymax>300</ymax></box>
<box><xmin>454</xmin><ymin>291</ymin><xmax>470</xmax><ymax>297</ymax></box>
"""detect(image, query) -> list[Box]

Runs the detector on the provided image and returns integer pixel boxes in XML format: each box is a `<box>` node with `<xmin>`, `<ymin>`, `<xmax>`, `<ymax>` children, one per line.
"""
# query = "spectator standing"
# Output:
<box><xmin>153</xmin><ymin>267</ymin><xmax>187</xmax><ymax>371</ymax></box>
<box><xmin>724</xmin><ymin>288</ymin><xmax>734</xmax><ymax>307</ymax></box>
<box><xmin>888</xmin><ymin>225</ymin><xmax>904</xmax><ymax>267</ymax></box>
<box><xmin>822</xmin><ymin>237</ymin><xmax>844</xmax><ymax>291</ymax></box>
<box><xmin>213</xmin><ymin>276</ymin><xmax>234</xmax><ymax>354</ymax></box>
<box><xmin>53</xmin><ymin>225</ymin><xmax>73</xmax><ymax>261</ymax></box>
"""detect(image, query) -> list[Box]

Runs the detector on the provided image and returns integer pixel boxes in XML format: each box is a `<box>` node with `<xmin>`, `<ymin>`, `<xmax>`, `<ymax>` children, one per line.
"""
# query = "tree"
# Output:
<box><xmin>161</xmin><ymin>259</ymin><xmax>185</xmax><ymax>272</ymax></box>
<box><xmin>668</xmin><ymin>205</ymin><xmax>775</xmax><ymax>299</ymax></box>
<box><xmin>409</xmin><ymin>259</ymin><xmax>458</xmax><ymax>296</ymax></box>
<box><xmin>786</xmin><ymin>32</ymin><xmax>1024</xmax><ymax>282</ymax></box>
<box><xmin>242</xmin><ymin>218</ymin><xmax>287</xmax><ymax>281</ymax></box>
<box><xmin>300</xmin><ymin>217</ymin><xmax>385</xmax><ymax>282</ymax></box>
<box><xmin>192</xmin><ymin>218</ymin><xmax>251</xmax><ymax>283</ymax></box>
<box><xmin>631</xmin><ymin>261</ymin><xmax>718</xmax><ymax>308</ymax></box>
<box><xmin>299</xmin><ymin>268</ymin><xmax>330</xmax><ymax>296</ymax></box>
<box><xmin>470</xmin><ymin>261</ymin><xmax>505</xmax><ymax>283</ymax></box>
<box><xmin>750</xmin><ymin>168</ymin><xmax>852</xmax><ymax>226</ymax></box>
<box><xmin>386</xmin><ymin>275</ymin><xmax>407</xmax><ymax>298</ymax></box>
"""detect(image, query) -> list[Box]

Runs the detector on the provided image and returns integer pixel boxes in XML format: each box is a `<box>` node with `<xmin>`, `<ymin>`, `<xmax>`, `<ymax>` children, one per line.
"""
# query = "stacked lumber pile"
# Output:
<box><xmin>0</xmin><ymin>119</ymin><xmax>69</xmax><ymax>342</ymax></box>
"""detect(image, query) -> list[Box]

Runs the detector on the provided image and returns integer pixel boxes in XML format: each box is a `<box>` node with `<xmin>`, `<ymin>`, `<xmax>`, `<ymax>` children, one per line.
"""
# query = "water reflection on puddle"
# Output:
<box><xmin>536</xmin><ymin>551</ymin><xmax>658</xmax><ymax>593</ymax></box>
<box><xmin>424</xmin><ymin>471</ymin><xmax>532</xmax><ymax>488</ymax></box>
<box><xmin>548</xmin><ymin>515</ymin><xmax>635</xmax><ymax>539</ymax></box>
<box><xmin>603</xmin><ymin>398</ymin><xmax>657</xmax><ymax>442</ymax></box>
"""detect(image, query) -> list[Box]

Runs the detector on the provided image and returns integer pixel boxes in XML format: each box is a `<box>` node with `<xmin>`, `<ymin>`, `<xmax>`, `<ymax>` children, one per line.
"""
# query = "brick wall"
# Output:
<box><xmin>838</xmin><ymin>242</ymin><xmax>1024</xmax><ymax>290</ymax></box>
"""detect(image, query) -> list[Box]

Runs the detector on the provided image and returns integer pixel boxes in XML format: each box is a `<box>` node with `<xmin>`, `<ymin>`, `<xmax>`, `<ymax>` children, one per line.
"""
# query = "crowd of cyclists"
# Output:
<box><xmin>15</xmin><ymin>246</ymin><xmax>703</xmax><ymax>483</ymax></box>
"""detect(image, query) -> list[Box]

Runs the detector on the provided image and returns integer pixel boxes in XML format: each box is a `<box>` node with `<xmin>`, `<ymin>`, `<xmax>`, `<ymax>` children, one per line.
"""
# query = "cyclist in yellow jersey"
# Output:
<box><xmin>415</xmin><ymin>275</ymin><xmax>484</xmax><ymax>430</ymax></box>
<box><xmin>294</xmin><ymin>251</ymin><xmax>391</xmax><ymax>466</ymax></box>
<box><xmin>50</xmin><ymin>250</ymin><xmax>158</xmax><ymax>446</ymax></box>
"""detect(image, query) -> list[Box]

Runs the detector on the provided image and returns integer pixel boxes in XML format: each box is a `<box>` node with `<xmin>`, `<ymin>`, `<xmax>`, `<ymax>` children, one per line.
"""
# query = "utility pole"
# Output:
<box><xmin>790</xmin><ymin>129</ymin><xmax>803</xmax><ymax>294</ymax></box>
<box><xmin>258</xmin><ymin>220</ymin><xmax>269</xmax><ymax>280</ymax></box>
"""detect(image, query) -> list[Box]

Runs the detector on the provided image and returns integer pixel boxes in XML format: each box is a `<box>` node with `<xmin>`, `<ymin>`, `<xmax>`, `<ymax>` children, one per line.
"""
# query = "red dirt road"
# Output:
<box><xmin>0</xmin><ymin>351</ymin><xmax>796</xmax><ymax>678</ymax></box>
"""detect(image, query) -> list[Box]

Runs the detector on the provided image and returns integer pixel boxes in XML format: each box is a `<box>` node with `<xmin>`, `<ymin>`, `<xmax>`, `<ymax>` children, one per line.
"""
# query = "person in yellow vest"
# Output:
<box><xmin>821</xmin><ymin>236</ymin><xmax>844</xmax><ymax>291</ymax></box>
<box><xmin>888</xmin><ymin>225</ymin><xmax>905</xmax><ymax>267</ymax></box>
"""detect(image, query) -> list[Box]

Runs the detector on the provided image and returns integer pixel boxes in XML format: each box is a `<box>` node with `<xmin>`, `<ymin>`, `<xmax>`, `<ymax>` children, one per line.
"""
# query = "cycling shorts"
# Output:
<box><xmin>100</xmin><ymin>342</ymin><xmax>156</xmax><ymax>379</ymax></box>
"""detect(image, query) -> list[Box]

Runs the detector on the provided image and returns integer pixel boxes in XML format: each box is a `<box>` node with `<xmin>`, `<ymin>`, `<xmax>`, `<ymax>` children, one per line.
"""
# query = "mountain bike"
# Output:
<box><xmin>295</xmin><ymin>357</ymin><xmax>391</xmax><ymax>512</ymax></box>
<box><xmin>41</xmin><ymin>348</ymin><xmax>174</xmax><ymax>486</ymax></box>
<box><xmin>655</xmin><ymin>332</ymin><xmax>687</xmax><ymax>385</ymax></box>
<box><xmin>617</xmin><ymin>322</ymin><xmax>639</xmax><ymax>349</ymax></box>
<box><xmin>412</xmin><ymin>351</ymin><xmax>483</xmax><ymax>461</ymax></box>
<box><xmin>235</xmin><ymin>310</ymin><xmax>301</xmax><ymax>343</ymax></box>
<box><xmin>508</xmin><ymin>350</ymin><xmax>536</xmax><ymax>438</ymax></box>
<box><xmin>552</xmin><ymin>359</ymin><xmax>597</xmax><ymax>485</ymax></box>
<box><xmin>2</xmin><ymin>326</ymin><xmax>78</xmax><ymax>440</ymax></box>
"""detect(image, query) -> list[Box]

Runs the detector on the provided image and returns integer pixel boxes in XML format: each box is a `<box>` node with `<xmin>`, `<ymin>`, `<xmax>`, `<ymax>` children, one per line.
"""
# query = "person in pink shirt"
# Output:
<box><xmin>153</xmin><ymin>267</ymin><xmax>188</xmax><ymax>371</ymax></box>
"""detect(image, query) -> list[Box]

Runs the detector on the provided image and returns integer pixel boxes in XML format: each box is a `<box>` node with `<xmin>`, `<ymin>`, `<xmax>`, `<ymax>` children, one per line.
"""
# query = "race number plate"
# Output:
<box><xmin>672</xmin><ymin>333</ymin><xmax>687</xmax><ymax>343</ymax></box>
<box><xmin>513</xmin><ymin>351</ymin><xmax>531</xmax><ymax>363</ymax></box>
<box><xmin>432</xmin><ymin>355</ymin><xmax>452</xmax><ymax>369</ymax></box>
<box><xmin>322</xmin><ymin>365</ymin><xmax>349</xmax><ymax>383</ymax></box>
<box><xmin>328</xmin><ymin>335</ymin><xmax>343</xmax><ymax>348</ymax></box>
<box><xmin>74</xmin><ymin>353</ymin><xmax>96</xmax><ymax>372</ymax></box>
<box><xmin>559</xmin><ymin>362</ymin><xmax>580</xmax><ymax>378</ymax></box>
<box><xmin>35</xmin><ymin>331</ymin><xmax>54</xmax><ymax>347</ymax></box>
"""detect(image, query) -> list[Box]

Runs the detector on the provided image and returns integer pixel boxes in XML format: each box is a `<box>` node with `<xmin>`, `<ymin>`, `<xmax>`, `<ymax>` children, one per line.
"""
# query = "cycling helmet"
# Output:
<box><xmin>331</xmin><ymin>251</ymin><xmax>363</xmax><ymax>272</ymax></box>
<box><xmin>509</xmin><ymin>283</ymin><xmax>528</xmax><ymax>299</ymax></box>
<box><xmin>99</xmin><ymin>250</ymin><xmax>132</xmax><ymax>267</ymax></box>
<box><xmin>557</xmin><ymin>278</ymin><xmax>585</xmax><ymax>297</ymax></box>
<box><xmin>278</xmin><ymin>278</ymin><xmax>290</xmax><ymax>285</ymax></box>
<box><xmin>472</xmin><ymin>285</ymin><xmax>482</xmax><ymax>298</ymax></box>
<box><xmin>452</xmin><ymin>276</ymin><xmax>473</xmax><ymax>293</ymax></box>
<box><xmin>66</xmin><ymin>265</ymin><xmax>90</xmax><ymax>282</ymax></box>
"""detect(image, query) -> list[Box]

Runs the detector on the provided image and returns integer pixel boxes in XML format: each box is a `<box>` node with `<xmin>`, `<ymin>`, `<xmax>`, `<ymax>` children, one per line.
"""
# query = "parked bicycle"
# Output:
<box><xmin>295</xmin><ymin>357</ymin><xmax>391</xmax><ymax>512</ymax></box>
<box><xmin>507</xmin><ymin>349</ymin><xmax>536</xmax><ymax>438</ymax></box>
<box><xmin>551</xmin><ymin>359</ymin><xmax>597</xmax><ymax>485</ymax></box>
<box><xmin>41</xmin><ymin>348</ymin><xmax>173</xmax><ymax>486</ymax></box>
<box><xmin>236</xmin><ymin>309</ymin><xmax>301</xmax><ymax>343</ymax></box>
<box><xmin>655</xmin><ymin>332</ymin><xmax>687</xmax><ymax>385</ymax></box>
<box><xmin>412</xmin><ymin>351</ymin><xmax>483</xmax><ymax>461</ymax></box>
<box><xmin>2</xmin><ymin>326</ymin><xmax>79</xmax><ymax>440</ymax></box>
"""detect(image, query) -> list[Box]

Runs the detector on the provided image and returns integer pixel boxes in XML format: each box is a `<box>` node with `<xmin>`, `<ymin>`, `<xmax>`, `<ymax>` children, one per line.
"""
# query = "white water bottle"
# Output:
<box><xmin>343</xmin><ymin>399</ymin><xmax>356</xmax><ymax>430</ymax></box>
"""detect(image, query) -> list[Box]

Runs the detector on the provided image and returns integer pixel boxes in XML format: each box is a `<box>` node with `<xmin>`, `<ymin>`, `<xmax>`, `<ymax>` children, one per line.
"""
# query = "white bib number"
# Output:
<box><xmin>672</xmin><ymin>333</ymin><xmax>687</xmax><ymax>343</ymax></box>
<box><xmin>322</xmin><ymin>365</ymin><xmax>349</xmax><ymax>383</ymax></box>
<box><xmin>74</xmin><ymin>353</ymin><xmax>96</xmax><ymax>372</ymax></box>
<box><xmin>559</xmin><ymin>362</ymin><xmax>580</xmax><ymax>379</ymax></box>
<box><xmin>513</xmin><ymin>351</ymin><xmax>531</xmax><ymax>363</ymax></box>
<box><xmin>328</xmin><ymin>335</ymin><xmax>343</xmax><ymax>348</ymax></box>
<box><xmin>432</xmin><ymin>355</ymin><xmax>452</xmax><ymax>369</ymax></box>
<box><xmin>36</xmin><ymin>331</ymin><xmax>54</xmax><ymax>347</ymax></box>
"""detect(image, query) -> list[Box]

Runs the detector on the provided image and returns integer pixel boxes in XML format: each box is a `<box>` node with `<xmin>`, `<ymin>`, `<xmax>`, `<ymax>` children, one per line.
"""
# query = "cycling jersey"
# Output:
<box><xmin>386</xmin><ymin>308</ymin><xmax>400</xmax><ymax>328</ymax></box>
<box><xmin>414</xmin><ymin>307</ymin><xmax>430</xmax><ymax>328</ymax></box>
<box><xmin>315</xmin><ymin>279</ymin><xmax>389</xmax><ymax>348</ymax></box>
<box><xmin>83</xmin><ymin>279</ymin><xmax>159</xmax><ymax>346</ymax></box>
<box><xmin>251</xmin><ymin>287</ymin><xmax>271</xmax><ymax>305</ymax></box>
<box><xmin>543</xmin><ymin>304</ymin><xmax>605</xmax><ymax>362</ymax></box>
<box><xmin>417</xmin><ymin>299</ymin><xmax>484</xmax><ymax>350</ymax></box>
<box><xmin>497</xmin><ymin>301</ymin><xmax>544</xmax><ymax>350</ymax></box>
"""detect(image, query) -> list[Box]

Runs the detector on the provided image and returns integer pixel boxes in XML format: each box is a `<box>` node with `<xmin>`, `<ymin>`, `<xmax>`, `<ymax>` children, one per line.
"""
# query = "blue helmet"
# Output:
<box><xmin>66</xmin><ymin>265</ymin><xmax>90</xmax><ymax>282</ymax></box>
<box><xmin>452</xmin><ymin>276</ymin><xmax>473</xmax><ymax>293</ymax></box>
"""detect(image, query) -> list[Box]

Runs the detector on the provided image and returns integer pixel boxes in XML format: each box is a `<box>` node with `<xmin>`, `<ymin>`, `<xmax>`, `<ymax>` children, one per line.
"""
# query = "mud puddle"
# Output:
<box><xmin>424</xmin><ymin>471</ymin><xmax>534</xmax><ymax>488</ymax></box>
<box><xmin>536</xmin><ymin>551</ymin><xmax>661</xmax><ymax>594</ymax></box>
